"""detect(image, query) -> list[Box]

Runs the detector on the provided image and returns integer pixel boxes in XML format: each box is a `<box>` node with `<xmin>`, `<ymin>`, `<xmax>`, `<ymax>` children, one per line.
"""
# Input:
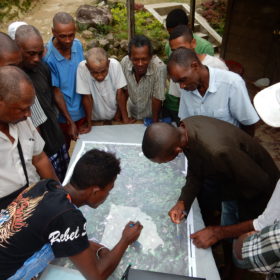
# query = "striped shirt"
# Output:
<box><xmin>242</xmin><ymin>222</ymin><xmax>280</xmax><ymax>279</ymax></box>
<box><xmin>121</xmin><ymin>55</ymin><xmax>166</xmax><ymax>119</ymax></box>
<box><xmin>30</xmin><ymin>96</ymin><xmax>47</xmax><ymax>128</ymax></box>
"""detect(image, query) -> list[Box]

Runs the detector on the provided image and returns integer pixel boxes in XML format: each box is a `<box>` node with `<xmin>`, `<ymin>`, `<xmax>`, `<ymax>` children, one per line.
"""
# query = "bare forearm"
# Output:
<box><xmin>240</xmin><ymin>123</ymin><xmax>257</xmax><ymax>137</ymax></box>
<box><xmin>117</xmin><ymin>89</ymin><xmax>129</xmax><ymax>121</ymax></box>
<box><xmin>152</xmin><ymin>97</ymin><xmax>162</xmax><ymax>122</ymax></box>
<box><xmin>219</xmin><ymin>220</ymin><xmax>254</xmax><ymax>239</ymax></box>
<box><xmin>82</xmin><ymin>95</ymin><xmax>93</xmax><ymax>125</ymax></box>
<box><xmin>53</xmin><ymin>87</ymin><xmax>72</xmax><ymax>123</ymax></box>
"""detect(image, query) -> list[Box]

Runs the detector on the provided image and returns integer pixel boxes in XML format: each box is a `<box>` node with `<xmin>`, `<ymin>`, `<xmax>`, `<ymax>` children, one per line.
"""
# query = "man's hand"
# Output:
<box><xmin>121</xmin><ymin>221</ymin><xmax>143</xmax><ymax>245</ymax></box>
<box><xmin>122</xmin><ymin>117</ymin><xmax>136</xmax><ymax>124</ymax></box>
<box><xmin>79</xmin><ymin>122</ymin><xmax>92</xmax><ymax>134</ymax></box>
<box><xmin>190</xmin><ymin>226</ymin><xmax>222</xmax><ymax>249</ymax></box>
<box><xmin>67</xmin><ymin>120</ymin><xmax>79</xmax><ymax>141</ymax></box>
<box><xmin>168</xmin><ymin>200</ymin><xmax>186</xmax><ymax>224</ymax></box>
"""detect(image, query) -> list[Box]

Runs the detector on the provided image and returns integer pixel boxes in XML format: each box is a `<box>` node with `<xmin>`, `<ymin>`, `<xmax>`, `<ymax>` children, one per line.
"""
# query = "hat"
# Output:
<box><xmin>7</xmin><ymin>21</ymin><xmax>28</xmax><ymax>39</ymax></box>
<box><xmin>253</xmin><ymin>82</ymin><xmax>280</xmax><ymax>127</ymax></box>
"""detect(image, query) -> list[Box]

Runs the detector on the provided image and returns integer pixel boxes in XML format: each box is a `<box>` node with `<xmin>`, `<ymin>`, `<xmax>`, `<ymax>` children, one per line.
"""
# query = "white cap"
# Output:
<box><xmin>7</xmin><ymin>21</ymin><xmax>28</xmax><ymax>39</ymax></box>
<box><xmin>253</xmin><ymin>82</ymin><xmax>280</xmax><ymax>127</ymax></box>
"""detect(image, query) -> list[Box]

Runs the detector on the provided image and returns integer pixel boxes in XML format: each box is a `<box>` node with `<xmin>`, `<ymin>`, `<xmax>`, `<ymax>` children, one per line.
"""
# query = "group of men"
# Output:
<box><xmin>0</xmin><ymin>6</ymin><xmax>279</xmax><ymax>280</ymax></box>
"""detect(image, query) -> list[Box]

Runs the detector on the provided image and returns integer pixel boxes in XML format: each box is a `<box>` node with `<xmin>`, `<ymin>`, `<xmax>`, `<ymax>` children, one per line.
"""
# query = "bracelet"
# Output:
<box><xmin>96</xmin><ymin>246</ymin><xmax>107</xmax><ymax>259</ymax></box>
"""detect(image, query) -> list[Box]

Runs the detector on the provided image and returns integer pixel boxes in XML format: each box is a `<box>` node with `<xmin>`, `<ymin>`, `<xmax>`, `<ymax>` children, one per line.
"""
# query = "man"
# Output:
<box><xmin>77</xmin><ymin>47</ymin><xmax>133</xmax><ymax>126</ymax></box>
<box><xmin>0</xmin><ymin>32</ymin><xmax>47</xmax><ymax>130</ymax></box>
<box><xmin>121</xmin><ymin>35</ymin><xmax>166</xmax><ymax>122</ymax></box>
<box><xmin>141</xmin><ymin>116</ymin><xmax>279</xmax><ymax>238</ymax></box>
<box><xmin>168</xmin><ymin>47</ymin><xmax>259</xmax><ymax>136</ymax></box>
<box><xmin>163</xmin><ymin>25</ymin><xmax>228</xmax><ymax>123</ymax></box>
<box><xmin>15</xmin><ymin>25</ymin><xmax>70</xmax><ymax>181</ymax></box>
<box><xmin>0</xmin><ymin>149</ymin><xmax>143</xmax><ymax>280</ymax></box>
<box><xmin>165</xmin><ymin>8</ymin><xmax>214</xmax><ymax>57</ymax></box>
<box><xmin>0</xmin><ymin>66</ymin><xmax>58</xmax><ymax>209</ymax></box>
<box><xmin>232</xmin><ymin>83</ymin><xmax>280</xmax><ymax>279</ymax></box>
<box><xmin>44</xmin><ymin>12</ymin><xmax>86</xmax><ymax>150</ymax></box>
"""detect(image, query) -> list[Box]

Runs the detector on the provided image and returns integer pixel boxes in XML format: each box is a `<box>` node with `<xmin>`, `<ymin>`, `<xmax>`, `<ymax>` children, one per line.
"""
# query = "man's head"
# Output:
<box><xmin>169</xmin><ymin>25</ymin><xmax>196</xmax><ymax>51</ymax></box>
<box><xmin>167</xmin><ymin>47</ymin><xmax>202</xmax><ymax>91</ymax></box>
<box><xmin>0</xmin><ymin>66</ymin><xmax>35</xmax><ymax>124</ymax></box>
<box><xmin>128</xmin><ymin>35</ymin><xmax>153</xmax><ymax>77</ymax></box>
<box><xmin>166</xmin><ymin>9</ymin><xmax>189</xmax><ymax>34</ymax></box>
<box><xmin>15</xmin><ymin>25</ymin><xmax>44</xmax><ymax>70</ymax></box>
<box><xmin>70</xmin><ymin>149</ymin><xmax>121</xmax><ymax>208</ymax></box>
<box><xmin>85</xmin><ymin>48</ymin><xmax>109</xmax><ymax>82</ymax></box>
<box><xmin>142</xmin><ymin>122</ymin><xmax>187</xmax><ymax>163</ymax></box>
<box><xmin>52</xmin><ymin>12</ymin><xmax>76</xmax><ymax>50</ymax></box>
<box><xmin>0</xmin><ymin>32</ymin><xmax>22</xmax><ymax>67</ymax></box>
<box><xmin>254</xmin><ymin>82</ymin><xmax>280</xmax><ymax>128</ymax></box>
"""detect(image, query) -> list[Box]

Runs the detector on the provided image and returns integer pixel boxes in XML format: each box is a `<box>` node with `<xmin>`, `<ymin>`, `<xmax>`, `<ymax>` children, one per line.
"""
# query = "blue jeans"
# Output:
<box><xmin>7</xmin><ymin>243</ymin><xmax>55</xmax><ymax>280</ymax></box>
<box><xmin>221</xmin><ymin>200</ymin><xmax>239</xmax><ymax>226</ymax></box>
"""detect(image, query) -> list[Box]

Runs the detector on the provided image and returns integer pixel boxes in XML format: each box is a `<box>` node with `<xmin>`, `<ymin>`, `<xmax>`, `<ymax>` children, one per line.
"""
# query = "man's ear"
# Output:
<box><xmin>90</xmin><ymin>185</ymin><xmax>101</xmax><ymax>196</ymax></box>
<box><xmin>190</xmin><ymin>60</ymin><xmax>200</xmax><ymax>71</ymax></box>
<box><xmin>174</xmin><ymin>146</ymin><xmax>183</xmax><ymax>154</ymax></box>
<box><xmin>52</xmin><ymin>27</ymin><xmax>55</xmax><ymax>36</ymax></box>
<box><xmin>191</xmin><ymin>38</ymin><xmax>197</xmax><ymax>50</ymax></box>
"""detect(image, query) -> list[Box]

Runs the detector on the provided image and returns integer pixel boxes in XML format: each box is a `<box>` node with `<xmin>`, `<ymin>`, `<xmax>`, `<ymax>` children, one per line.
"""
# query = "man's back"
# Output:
<box><xmin>0</xmin><ymin>179</ymin><xmax>88</xmax><ymax>279</ymax></box>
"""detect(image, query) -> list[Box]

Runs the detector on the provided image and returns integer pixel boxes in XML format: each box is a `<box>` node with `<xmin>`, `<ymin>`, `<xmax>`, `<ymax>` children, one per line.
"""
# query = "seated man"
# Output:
<box><xmin>163</xmin><ymin>24</ymin><xmax>228</xmax><ymax>122</ymax></box>
<box><xmin>15</xmin><ymin>25</ymin><xmax>70</xmax><ymax>182</ymax></box>
<box><xmin>0</xmin><ymin>149</ymin><xmax>143</xmax><ymax>280</ymax></box>
<box><xmin>0</xmin><ymin>66</ymin><xmax>58</xmax><ymax>209</ymax></box>
<box><xmin>168</xmin><ymin>47</ymin><xmax>259</xmax><ymax>136</ymax></box>
<box><xmin>141</xmin><ymin>116</ymin><xmax>279</xmax><ymax>240</ymax></box>
<box><xmin>121</xmin><ymin>35</ymin><xmax>166</xmax><ymax>122</ymax></box>
<box><xmin>76</xmin><ymin>47</ymin><xmax>132</xmax><ymax>126</ymax></box>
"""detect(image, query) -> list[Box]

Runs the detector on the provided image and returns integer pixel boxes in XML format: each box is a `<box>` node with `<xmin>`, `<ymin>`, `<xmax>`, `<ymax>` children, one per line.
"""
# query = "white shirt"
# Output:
<box><xmin>169</xmin><ymin>54</ymin><xmax>228</xmax><ymax>98</ymax></box>
<box><xmin>76</xmin><ymin>58</ymin><xmax>127</xmax><ymax>120</ymax></box>
<box><xmin>0</xmin><ymin>118</ymin><xmax>45</xmax><ymax>198</ymax></box>
<box><xmin>253</xmin><ymin>179</ymin><xmax>280</xmax><ymax>231</ymax></box>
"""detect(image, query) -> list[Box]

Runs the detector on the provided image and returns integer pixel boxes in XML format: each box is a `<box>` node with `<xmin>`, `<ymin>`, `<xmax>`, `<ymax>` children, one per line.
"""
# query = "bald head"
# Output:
<box><xmin>0</xmin><ymin>66</ymin><xmax>34</xmax><ymax>102</ymax></box>
<box><xmin>0</xmin><ymin>32</ymin><xmax>21</xmax><ymax>66</ymax></box>
<box><xmin>85</xmin><ymin>48</ymin><xmax>108</xmax><ymax>65</ymax></box>
<box><xmin>53</xmin><ymin>12</ymin><xmax>75</xmax><ymax>28</ymax></box>
<box><xmin>167</xmin><ymin>47</ymin><xmax>201</xmax><ymax>72</ymax></box>
<box><xmin>15</xmin><ymin>25</ymin><xmax>42</xmax><ymax>44</ymax></box>
<box><xmin>142</xmin><ymin>122</ymin><xmax>181</xmax><ymax>160</ymax></box>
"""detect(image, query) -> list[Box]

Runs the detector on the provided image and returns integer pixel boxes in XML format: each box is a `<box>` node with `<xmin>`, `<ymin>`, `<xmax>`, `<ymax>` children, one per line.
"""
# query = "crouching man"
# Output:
<box><xmin>0</xmin><ymin>149</ymin><xmax>142</xmax><ymax>280</ymax></box>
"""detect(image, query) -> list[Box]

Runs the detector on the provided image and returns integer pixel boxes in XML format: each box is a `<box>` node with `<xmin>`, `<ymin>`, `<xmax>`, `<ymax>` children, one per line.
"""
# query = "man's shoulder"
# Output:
<box><xmin>151</xmin><ymin>55</ymin><xmax>165</xmax><ymax>69</ymax></box>
<box><xmin>120</xmin><ymin>55</ymin><xmax>130</xmax><ymax>66</ymax></box>
<box><xmin>209</xmin><ymin>66</ymin><xmax>243</xmax><ymax>85</ymax></box>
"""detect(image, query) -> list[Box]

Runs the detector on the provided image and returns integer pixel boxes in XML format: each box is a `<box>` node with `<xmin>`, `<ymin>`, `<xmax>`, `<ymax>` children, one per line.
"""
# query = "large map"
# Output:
<box><xmin>56</xmin><ymin>141</ymin><xmax>196</xmax><ymax>279</ymax></box>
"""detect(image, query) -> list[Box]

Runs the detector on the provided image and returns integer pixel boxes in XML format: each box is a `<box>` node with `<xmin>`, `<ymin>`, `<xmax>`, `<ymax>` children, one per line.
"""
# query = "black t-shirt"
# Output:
<box><xmin>0</xmin><ymin>179</ymin><xmax>89</xmax><ymax>279</ymax></box>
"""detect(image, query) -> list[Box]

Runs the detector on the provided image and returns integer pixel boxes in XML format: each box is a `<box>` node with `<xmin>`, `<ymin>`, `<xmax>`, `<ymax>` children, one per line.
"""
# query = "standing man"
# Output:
<box><xmin>0</xmin><ymin>66</ymin><xmax>58</xmax><ymax>209</ymax></box>
<box><xmin>121</xmin><ymin>35</ymin><xmax>166</xmax><ymax>122</ymax></box>
<box><xmin>15</xmin><ymin>25</ymin><xmax>70</xmax><ymax>182</ymax></box>
<box><xmin>168</xmin><ymin>47</ymin><xmax>259</xmax><ymax>136</ymax></box>
<box><xmin>76</xmin><ymin>47</ymin><xmax>132</xmax><ymax>126</ymax></box>
<box><xmin>44</xmin><ymin>12</ymin><xmax>86</xmax><ymax>150</ymax></box>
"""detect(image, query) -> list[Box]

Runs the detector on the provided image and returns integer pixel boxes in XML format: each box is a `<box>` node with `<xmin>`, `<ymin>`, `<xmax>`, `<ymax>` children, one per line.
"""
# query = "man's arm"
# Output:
<box><xmin>116</xmin><ymin>88</ymin><xmax>135</xmax><ymax>124</ymax></box>
<box><xmin>240</xmin><ymin>123</ymin><xmax>257</xmax><ymax>137</ymax></box>
<box><xmin>69</xmin><ymin>222</ymin><xmax>143</xmax><ymax>280</ymax></box>
<box><xmin>53</xmin><ymin>87</ymin><xmax>78</xmax><ymax>141</ymax></box>
<box><xmin>191</xmin><ymin>220</ymin><xmax>254</xmax><ymax>249</ymax></box>
<box><xmin>80</xmin><ymin>95</ymin><xmax>93</xmax><ymax>134</ymax></box>
<box><xmin>32</xmin><ymin>151</ymin><xmax>59</xmax><ymax>182</ymax></box>
<box><xmin>152</xmin><ymin>97</ymin><xmax>162</xmax><ymax>123</ymax></box>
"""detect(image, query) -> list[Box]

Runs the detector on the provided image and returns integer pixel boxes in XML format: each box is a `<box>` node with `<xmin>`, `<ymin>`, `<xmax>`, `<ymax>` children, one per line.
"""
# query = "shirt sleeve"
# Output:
<box><xmin>76</xmin><ymin>61</ymin><xmax>91</xmax><ymax>95</ymax></box>
<box><xmin>114</xmin><ymin>60</ymin><xmax>127</xmax><ymax>90</ymax></box>
<box><xmin>27</xmin><ymin>118</ymin><xmax>45</xmax><ymax>156</ymax></box>
<box><xmin>253</xmin><ymin>180</ymin><xmax>280</xmax><ymax>231</ymax></box>
<box><xmin>229</xmin><ymin>76</ymin><xmax>260</xmax><ymax>125</ymax></box>
<box><xmin>241</xmin><ymin>222</ymin><xmax>280</xmax><ymax>274</ymax></box>
<box><xmin>30</xmin><ymin>96</ymin><xmax>47</xmax><ymax>128</ymax></box>
<box><xmin>46</xmin><ymin>208</ymin><xmax>90</xmax><ymax>258</ymax></box>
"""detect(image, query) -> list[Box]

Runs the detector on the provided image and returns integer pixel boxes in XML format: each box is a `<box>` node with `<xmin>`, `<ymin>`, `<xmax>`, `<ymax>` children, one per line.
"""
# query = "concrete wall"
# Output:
<box><xmin>221</xmin><ymin>0</ymin><xmax>280</xmax><ymax>84</ymax></box>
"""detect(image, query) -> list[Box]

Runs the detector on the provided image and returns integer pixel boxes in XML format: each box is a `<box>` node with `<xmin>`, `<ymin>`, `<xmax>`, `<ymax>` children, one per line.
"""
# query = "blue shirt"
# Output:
<box><xmin>44</xmin><ymin>38</ymin><xmax>85</xmax><ymax>122</ymax></box>
<box><xmin>178</xmin><ymin>67</ymin><xmax>259</xmax><ymax>126</ymax></box>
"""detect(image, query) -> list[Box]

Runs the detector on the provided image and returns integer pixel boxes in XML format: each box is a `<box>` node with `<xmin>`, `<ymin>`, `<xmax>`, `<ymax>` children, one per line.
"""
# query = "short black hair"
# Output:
<box><xmin>0</xmin><ymin>32</ymin><xmax>20</xmax><ymax>61</ymax></box>
<box><xmin>0</xmin><ymin>66</ymin><xmax>33</xmax><ymax>102</ymax></box>
<box><xmin>128</xmin><ymin>34</ymin><xmax>153</xmax><ymax>57</ymax></box>
<box><xmin>166</xmin><ymin>9</ymin><xmax>189</xmax><ymax>29</ymax></box>
<box><xmin>167</xmin><ymin>47</ymin><xmax>201</xmax><ymax>72</ymax></box>
<box><xmin>169</xmin><ymin>24</ymin><xmax>193</xmax><ymax>42</ymax></box>
<box><xmin>142</xmin><ymin>122</ymin><xmax>179</xmax><ymax>159</ymax></box>
<box><xmin>53</xmin><ymin>12</ymin><xmax>75</xmax><ymax>28</ymax></box>
<box><xmin>70</xmin><ymin>149</ymin><xmax>121</xmax><ymax>190</ymax></box>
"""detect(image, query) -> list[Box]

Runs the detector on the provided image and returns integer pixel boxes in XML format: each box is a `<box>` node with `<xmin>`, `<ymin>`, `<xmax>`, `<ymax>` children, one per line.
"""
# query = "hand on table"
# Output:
<box><xmin>67</xmin><ymin>121</ymin><xmax>79</xmax><ymax>141</ymax></box>
<box><xmin>168</xmin><ymin>200</ymin><xmax>186</xmax><ymax>224</ymax></box>
<box><xmin>122</xmin><ymin>117</ymin><xmax>136</xmax><ymax>124</ymax></box>
<box><xmin>79</xmin><ymin>122</ymin><xmax>92</xmax><ymax>134</ymax></box>
<box><xmin>121</xmin><ymin>221</ymin><xmax>143</xmax><ymax>245</ymax></box>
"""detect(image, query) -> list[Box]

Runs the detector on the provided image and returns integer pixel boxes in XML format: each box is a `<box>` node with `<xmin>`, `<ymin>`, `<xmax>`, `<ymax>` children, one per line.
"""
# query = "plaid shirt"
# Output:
<box><xmin>242</xmin><ymin>222</ymin><xmax>280</xmax><ymax>280</ymax></box>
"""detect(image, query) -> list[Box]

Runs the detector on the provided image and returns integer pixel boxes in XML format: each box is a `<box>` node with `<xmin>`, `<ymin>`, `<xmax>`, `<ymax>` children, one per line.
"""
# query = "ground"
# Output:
<box><xmin>0</xmin><ymin>0</ymin><xmax>279</xmax><ymax>279</ymax></box>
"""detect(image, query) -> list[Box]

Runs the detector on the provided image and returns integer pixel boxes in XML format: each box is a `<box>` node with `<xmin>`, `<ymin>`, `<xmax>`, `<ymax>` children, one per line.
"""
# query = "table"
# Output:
<box><xmin>41</xmin><ymin>124</ymin><xmax>220</xmax><ymax>280</ymax></box>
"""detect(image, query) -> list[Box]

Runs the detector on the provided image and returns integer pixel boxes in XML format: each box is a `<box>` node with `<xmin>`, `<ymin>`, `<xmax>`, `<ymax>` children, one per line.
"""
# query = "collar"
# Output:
<box><xmin>49</xmin><ymin>37</ymin><xmax>78</xmax><ymax>62</ymax></box>
<box><xmin>206</xmin><ymin>66</ymin><xmax>217</xmax><ymax>94</ymax></box>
